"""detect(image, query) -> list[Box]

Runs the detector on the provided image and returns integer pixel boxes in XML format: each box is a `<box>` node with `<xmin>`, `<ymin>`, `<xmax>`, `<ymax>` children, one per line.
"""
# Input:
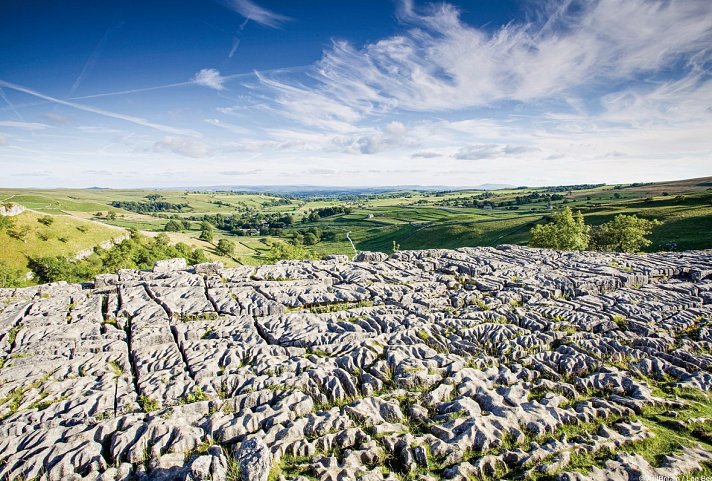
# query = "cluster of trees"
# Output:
<box><xmin>164</xmin><ymin>219</ymin><xmax>193</xmax><ymax>231</ymax></box>
<box><xmin>28</xmin><ymin>231</ymin><xmax>208</xmax><ymax>284</ymax></box>
<box><xmin>530</xmin><ymin>207</ymin><xmax>660</xmax><ymax>252</ymax></box>
<box><xmin>189</xmin><ymin>212</ymin><xmax>295</xmax><ymax>235</ymax></box>
<box><xmin>291</xmin><ymin>227</ymin><xmax>324</xmax><ymax>245</ymax></box>
<box><xmin>110</xmin><ymin>200</ymin><xmax>190</xmax><ymax>213</ymax></box>
<box><xmin>436</xmin><ymin>192</ymin><xmax>493</xmax><ymax>208</ymax></box>
<box><xmin>303</xmin><ymin>206</ymin><xmax>352</xmax><ymax>222</ymax></box>
<box><xmin>509</xmin><ymin>192</ymin><xmax>565</xmax><ymax>205</ymax></box>
<box><xmin>540</xmin><ymin>183</ymin><xmax>605</xmax><ymax>193</ymax></box>
<box><xmin>263</xmin><ymin>240</ymin><xmax>312</xmax><ymax>263</ymax></box>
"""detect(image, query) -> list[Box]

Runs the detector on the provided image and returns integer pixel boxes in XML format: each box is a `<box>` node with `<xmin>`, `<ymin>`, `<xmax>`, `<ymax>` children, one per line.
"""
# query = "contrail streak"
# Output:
<box><xmin>70</xmin><ymin>65</ymin><xmax>309</xmax><ymax>100</ymax></box>
<box><xmin>0</xmin><ymin>79</ymin><xmax>201</xmax><ymax>137</ymax></box>
<box><xmin>69</xmin><ymin>22</ymin><xmax>123</xmax><ymax>96</ymax></box>
<box><xmin>0</xmin><ymin>88</ymin><xmax>25</xmax><ymax>121</ymax></box>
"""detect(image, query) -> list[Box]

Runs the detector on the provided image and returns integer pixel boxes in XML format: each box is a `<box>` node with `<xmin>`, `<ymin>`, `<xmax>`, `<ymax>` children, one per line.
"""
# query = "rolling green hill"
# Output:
<box><xmin>1</xmin><ymin>176</ymin><xmax>711</xmax><ymax>279</ymax></box>
<box><xmin>0</xmin><ymin>210</ymin><xmax>123</xmax><ymax>271</ymax></box>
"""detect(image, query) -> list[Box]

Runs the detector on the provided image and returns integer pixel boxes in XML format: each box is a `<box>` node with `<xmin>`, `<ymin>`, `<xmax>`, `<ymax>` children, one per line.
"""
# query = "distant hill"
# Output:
<box><xmin>169</xmin><ymin>184</ymin><xmax>517</xmax><ymax>194</ymax></box>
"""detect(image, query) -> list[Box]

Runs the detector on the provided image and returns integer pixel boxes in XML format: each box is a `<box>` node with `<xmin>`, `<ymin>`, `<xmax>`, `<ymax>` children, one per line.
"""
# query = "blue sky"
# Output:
<box><xmin>1</xmin><ymin>0</ymin><xmax>711</xmax><ymax>188</ymax></box>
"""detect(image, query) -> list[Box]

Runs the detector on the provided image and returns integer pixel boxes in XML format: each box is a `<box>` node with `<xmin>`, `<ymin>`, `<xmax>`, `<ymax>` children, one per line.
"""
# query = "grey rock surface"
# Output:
<box><xmin>1</xmin><ymin>245</ymin><xmax>712</xmax><ymax>480</ymax></box>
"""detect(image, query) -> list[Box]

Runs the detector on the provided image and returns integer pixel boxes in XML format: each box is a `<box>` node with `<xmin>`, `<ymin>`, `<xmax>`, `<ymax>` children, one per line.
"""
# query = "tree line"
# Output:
<box><xmin>529</xmin><ymin>207</ymin><xmax>660</xmax><ymax>252</ymax></box>
<box><xmin>27</xmin><ymin>231</ymin><xmax>208</xmax><ymax>284</ymax></box>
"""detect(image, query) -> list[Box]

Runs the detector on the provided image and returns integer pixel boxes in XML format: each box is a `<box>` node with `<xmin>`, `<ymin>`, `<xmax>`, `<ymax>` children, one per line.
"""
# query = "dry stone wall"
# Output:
<box><xmin>1</xmin><ymin>245</ymin><xmax>712</xmax><ymax>480</ymax></box>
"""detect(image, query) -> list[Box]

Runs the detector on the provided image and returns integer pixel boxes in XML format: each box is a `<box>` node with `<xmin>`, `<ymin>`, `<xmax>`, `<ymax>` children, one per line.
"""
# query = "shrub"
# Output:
<box><xmin>138</xmin><ymin>395</ymin><xmax>160</xmax><ymax>412</ymax></box>
<box><xmin>530</xmin><ymin>207</ymin><xmax>590</xmax><ymax>251</ymax></box>
<box><xmin>0</xmin><ymin>262</ymin><xmax>25</xmax><ymax>288</ymax></box>
<box><xmin>215</xmin><ymin>239</ymin><xmax>235</xmax><ymax>257</ymax></box>
<box><xmin>164</xmin><ymin>220</ymin><xmax>183</xmax><ymax>232</ymax></box>
<box><xmin>0</xmin><ymin>214</ymin><xmax>15</xmax><ymax>231</ymax></box>
<box><xmin>29</xmin><ymin>233</ymin><xmax>209</xmax><ymax>283</ymax></box>
<box><xmin>199</xmin><ymin>226</ymin><xmax>214</xmax><ymax>242</ymax></box>
<box><xmin>590</xmin><ymin>214</ymin><xmax>660</xmax><ymax>253</ymax></box>
<box><xmin>264</xmin><ymin>241</ymin><xmax>311</xmax><ymax>263</ymax></box>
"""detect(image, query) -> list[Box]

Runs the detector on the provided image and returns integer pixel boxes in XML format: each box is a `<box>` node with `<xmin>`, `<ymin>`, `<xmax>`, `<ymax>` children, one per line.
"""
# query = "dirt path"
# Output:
<box><xmin>345</xmin><ymin>231</ymin><xmax>357</xmax><ymax>257</ymax></box>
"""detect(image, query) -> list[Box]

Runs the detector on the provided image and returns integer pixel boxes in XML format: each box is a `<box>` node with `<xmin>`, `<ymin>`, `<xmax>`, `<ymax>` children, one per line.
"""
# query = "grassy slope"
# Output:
<box><xmin>0</xmin><ymin>211</ymin><xmax>123</xmax><ymax>271</ymax></box>
<box><xmin>2</xmin><ymin>176</ymin><xmax>710</xmax><ymax>269</ymax></box>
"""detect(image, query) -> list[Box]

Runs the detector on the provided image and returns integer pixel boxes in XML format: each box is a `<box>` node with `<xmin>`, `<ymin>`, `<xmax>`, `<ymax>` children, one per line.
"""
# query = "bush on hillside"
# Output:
<box><xmin>0</xmin><ymin>214</ymin><xmax>14</xmax><ymax>231</ymax></box>
<box><xmin>590</xmin><ymin>215</ymin><xmax>661</xmax><ymax>253</ymax></box>
<box><xmin>0</xmin><ymin>262</ymin><xmax>25</xmax><ymax>288</ymax></box>
<box><xmin>264</xmin><ymin>241</ymin><xmax>312</xmax><ymax>263</ymax></box>
<box><xmin>530</xmin><ymin>208</ymin><xmax>660</xmax><ymax>253</ymax></box>
<box><xmin>215</xmin><ymin>239</ymin><xmax>235</xmax><ymax>257</ymax></box>
<box><xmin>529</xmin><ymin>207</ymin><xmax>590</xmax><ymax>251</ymax></box>
<box><xmin>28</xmin><ymin>232</ymin><xmax>208</xmax><ymax>284</ymax></box>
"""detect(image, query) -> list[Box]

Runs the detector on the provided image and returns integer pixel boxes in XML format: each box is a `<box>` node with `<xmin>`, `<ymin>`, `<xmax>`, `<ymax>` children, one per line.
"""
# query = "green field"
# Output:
<box><xmin>0</xmin><ymin>210</ymin><xmax>122</xmax><ymax>271</ymax></box>
<box><xmin>1</xmin><ymin>176</ymin><xmax>711</xmax><ymax>279</ymax></box>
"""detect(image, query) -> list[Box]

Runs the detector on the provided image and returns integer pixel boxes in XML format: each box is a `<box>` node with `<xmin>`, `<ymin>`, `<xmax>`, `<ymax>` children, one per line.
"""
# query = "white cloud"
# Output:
<box><xmin>43</xmin><ymin>112</ymin><xmax>70</xmax><ymax>124</ymax></box>
<box><xmin>0</xmin><ymin>120</ymin><xmax>51</xmax><ymax>130</ymax></box>
<box><xmin>256</xmin><ymin>0</ymin><xmax>712</xmax><ymax>126</ymax></box>
<box><xmin>453</xmin><ymin>144</ymin><xmax>539</xmax><ymax>160</ymax></box>
<box><xmin>216</xmin><ymin>0</ymin><xmax>291</xmax><ymax>28</ymax></box>
<box><xmin>304</xmin><ymin>168</ymin><xmax>338</xmax><ymax>175</ymax></box>
<box><xmin>193</xmin><ymin>68</ymin><xmax>227</xmax><ymax>91</ymax></box>
<box><xmin>0</xmin><ymin>134</ymin><xmax>5</xmax><ymax>145</ymax></box>
<box><xmin>219</xmin><ymin>169</ymin><xmax>262</xmax><ymax>176</ymax></box>
<box><xmin>411</xmin><ymin>151</ymin><xmax>440</xmax><ymax>158</ymax></box>
<box><xmin>12</xmin><ymin>170</ymin><xmax>52</xmax><ymax>177</ymax></box>
<box><xmin>154</xmin><ymin>136</ymin><xmax>211</xmax><ymax>158</ymax></box>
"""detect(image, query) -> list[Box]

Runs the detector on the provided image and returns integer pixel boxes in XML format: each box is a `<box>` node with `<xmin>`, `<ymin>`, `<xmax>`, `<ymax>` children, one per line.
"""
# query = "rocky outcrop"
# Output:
<box><xmin>1</xmin><ymin>246</ymin><xmax>712</xmax><ymax>480</ymax></box>
<box><xmin>0</xmin><ymin>203</ymin><xmax>25</xmax><ymax>217</ymax></box>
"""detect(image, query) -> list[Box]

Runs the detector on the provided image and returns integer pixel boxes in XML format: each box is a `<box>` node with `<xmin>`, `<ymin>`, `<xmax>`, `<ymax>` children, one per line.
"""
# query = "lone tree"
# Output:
<box><xmin>530</xmin><ymin>207</ymin><xmax>590</xmax><ymax>251</ymax></box>
<box><xmin>198</xmin><ymin>223</ymin><xmax>214</xmax><ymax>242</ymax></box>
<box><xmin>145</xmin><ymin>194</ymin><xmax>163</xmax><ymax>202</ymax></box>
<box><xmin>164</xmin><ymin>220</ymin><xmax>182</xmax><ymax>232</ymax></box>
<box><xmin>590</xmin><ymin>215</ymin><xmax>660</xmax><ymax>253</ymax></box>
<box><xmin>215</xmin><ymin>239</ymin><xmax>235</xmax><ymax>257</ymax></box>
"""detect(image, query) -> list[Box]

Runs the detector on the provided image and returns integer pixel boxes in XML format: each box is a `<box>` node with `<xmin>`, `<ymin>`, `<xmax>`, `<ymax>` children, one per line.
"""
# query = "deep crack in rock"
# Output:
<box><xmin>1</xmin><ymin>246</ymin><xmax>712</xmax><ymax>480</ymax></box>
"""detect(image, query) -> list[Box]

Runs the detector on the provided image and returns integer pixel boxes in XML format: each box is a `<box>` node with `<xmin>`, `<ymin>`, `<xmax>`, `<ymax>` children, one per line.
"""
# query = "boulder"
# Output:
<box><xmin>236</xmin><ymin>437</ymin><xmax>271</xmax><ymax>481</ymax></box>
<box><xmin>154</xmin><ymin>258</ymin><xmax>188</xmax><ymax>273</ymax></box>
<box><xmin>354</xmin><ymin>251</ymin><xmax>388</xmax><ymax>263</ymax></box>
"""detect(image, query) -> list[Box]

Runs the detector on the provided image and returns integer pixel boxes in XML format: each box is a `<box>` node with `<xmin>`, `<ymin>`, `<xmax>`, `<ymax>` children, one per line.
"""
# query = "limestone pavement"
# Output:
<box><xmin>1</xmin><ymin>246</ymin><xmax>712</xmax><ymax>480</ymax></box>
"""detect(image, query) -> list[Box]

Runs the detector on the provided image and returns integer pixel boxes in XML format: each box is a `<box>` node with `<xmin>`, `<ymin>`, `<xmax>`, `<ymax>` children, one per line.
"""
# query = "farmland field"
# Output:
<box><xmin>1</xmin><ymin>176</ymin><xmax>711</xmax><ymax>279</ymax></box>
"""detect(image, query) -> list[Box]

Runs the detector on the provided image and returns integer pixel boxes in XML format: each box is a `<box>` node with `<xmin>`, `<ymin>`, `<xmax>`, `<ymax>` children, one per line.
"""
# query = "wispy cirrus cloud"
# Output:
<box><xmin>411</xmin><ymin>152</ymin><xmax>441</xmax><ymax>159</ymax></box>
<box><xmin>12</xmin><ymin>170</ymin><xmax>52</xmax><ymax>177</ymax></box>
<box><xmin>453</xmin><ymin>144</ymin><xmax>538</xmax><ymax>160</ymax></box>
<box><xmin>0</xmin><ymin>120</ymin><xmax>51</xmax><ymax>131</ymax></box>
<box><xmin>256</xmin><ymin>0</ymin><xmax>712</xmax><ymax>127</ymax></box>
<box><xmin>69</xmin><ymin>21</ymin><xmax>124</xmax><ymax>96</ymax></box>
<box><xmin>153</xmin><ymin>136</ymin><xmax>211</xmax><ymax>158</ymax></box>
<box><xmin>219</xmin><ymin>169</ymin><xmax>262</xmax><ymax>176</ymax></box>
<box><xmin>43</xmin><ymin>112</ymin><xmax>70</xmax><ymax>124</ymax></box>
<box><xmin>216</xmin><ymin>0</ymin><xmax>291</xmax><ymax>28</ymax></box>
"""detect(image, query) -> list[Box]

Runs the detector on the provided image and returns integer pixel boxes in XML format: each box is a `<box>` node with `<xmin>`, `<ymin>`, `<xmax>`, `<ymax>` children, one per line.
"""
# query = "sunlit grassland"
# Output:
<box><xmin>0</xmin><ymin>211</ymin><xmax>122</xmax><ymax>270</ymax></box>
<box><xmin>2</xmin><ymin>176</ymin><xmax>710</xmax><ymax>277</ymax></box>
